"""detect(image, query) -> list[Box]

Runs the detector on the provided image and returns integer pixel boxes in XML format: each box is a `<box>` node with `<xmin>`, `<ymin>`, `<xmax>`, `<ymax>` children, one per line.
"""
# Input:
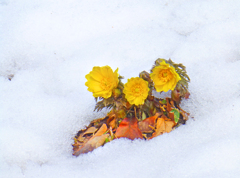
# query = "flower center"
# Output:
<box><xmin>159</xmin><ymin>69</ymin><xmax>173</xmax><ymax>82</ymax></box>
<box><xmin>132</xmin><ymin>85</ymin><xmax>143</xmax><ymax>97</ymax></box>
<box><xmin>135</xmin><ymin>88</ymin><xmax>140</xmax><ymax>92</ymax></box>
<box><xmin>100</xmin><ymin>78</ymin><xmax>112</xmax><ymax>90</ymax></box>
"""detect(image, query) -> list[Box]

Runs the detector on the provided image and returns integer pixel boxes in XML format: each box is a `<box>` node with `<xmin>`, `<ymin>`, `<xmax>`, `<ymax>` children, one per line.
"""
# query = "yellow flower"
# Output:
<box><xmin>123</xmin><ymin>77</ymin><xmax>149</xmax><ymax>106</ymax></box>
<box><xmin>150</xmin><ymin>60</ymin><xmax>181</xmax><ymax>92</ymax></box>
<box><xmin>85</xmin><ymin>66</ymin><xmax>119</xmax><ymax>98</ymax></box>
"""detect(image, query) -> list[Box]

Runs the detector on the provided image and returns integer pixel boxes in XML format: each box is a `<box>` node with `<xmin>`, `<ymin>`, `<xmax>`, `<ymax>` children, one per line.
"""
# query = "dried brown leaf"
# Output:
<box><xmin>115</xmin><ymin>117</ymin><xmax>143</xmax><ymax>140</ymax></box>
<box><xmin>138</xmin><ymin>115</ymin><xmax>157</xmax><ymax>133</ymax></box>
<box><xmin>83</xmin><ymin>127</ymin><xmax>98</xmax><ymax>136</ymax></box>
<box><xmin>77</xmin><ymin>135</ymin><xmax>85</xmax><ymax>142</ymax></box>
<box><xmin>73</xmin><ymin>134</ymin><xmax>109</xmax><ymax>156</ymax></box>
<box><xmin>151</xmin><ymin>117</ymin><xmax>175</xmax><ymax>138</ymax></box>
<box><xmin>73</xmin><ymin>124</ymin><xmax>109</xmax><ymax>156</ymax></box>
<box><xmin>92</xmin><ymin>124</ymin><xmax>107</xmax><ymax>138</ymax></box>
<box><xmin>166</xmin><ymin>98</ymin><xmax>172</xmax><ymax>112</ymax></box>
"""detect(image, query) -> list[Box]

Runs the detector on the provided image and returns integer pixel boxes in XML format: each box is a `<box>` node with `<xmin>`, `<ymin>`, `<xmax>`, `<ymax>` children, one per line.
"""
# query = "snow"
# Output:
<box><xmin>1</xmin><ymin>0</ymin><xmax>240</xmax><ymax>177</ymax></box>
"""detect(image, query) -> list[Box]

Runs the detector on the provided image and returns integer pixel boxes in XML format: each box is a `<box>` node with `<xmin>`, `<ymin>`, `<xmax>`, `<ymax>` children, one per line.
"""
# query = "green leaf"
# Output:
<box><xmin>161</xmin><ymin>99</ymin><xmax>167</xmax><ymax>104</ymax></box>
<box><xmin>142</xmin><ymin>112</ymin><xmax>147</xmax><ymax>120</ymax></box>
<box><xmin>105</xmin><ymin>137</ymin><xmax>110</xmax><ymax>143</ymax></box>
<box><xmin>170</xmin><ymin>109</ymin><xmax>180</xmax><ymax>123</ymax></box>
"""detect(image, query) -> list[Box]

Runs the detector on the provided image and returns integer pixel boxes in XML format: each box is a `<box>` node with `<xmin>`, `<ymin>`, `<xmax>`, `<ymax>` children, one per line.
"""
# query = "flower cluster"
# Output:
<box><xmin>73</xmin><ymin>58</ymin><xmax>190</xmax><ymax>156</ymax></box>
<box><xmin>85</xmin><ymin>58</ymin><xmax>189</xmax><ymax>121</ymax></box>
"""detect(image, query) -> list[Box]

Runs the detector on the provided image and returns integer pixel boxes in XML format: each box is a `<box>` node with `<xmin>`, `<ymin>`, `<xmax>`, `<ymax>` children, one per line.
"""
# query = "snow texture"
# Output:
<box><xmin>1</xmin><ymin>0</ymin><xmax>240</xmax><ymax>177</ymax></box>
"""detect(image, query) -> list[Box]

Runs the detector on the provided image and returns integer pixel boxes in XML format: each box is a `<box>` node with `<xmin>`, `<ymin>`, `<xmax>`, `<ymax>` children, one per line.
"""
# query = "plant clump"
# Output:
<box><xmin>73</xmin><ymin>58</ymin><xmax>190</xmax><ymax>156</ymax></box>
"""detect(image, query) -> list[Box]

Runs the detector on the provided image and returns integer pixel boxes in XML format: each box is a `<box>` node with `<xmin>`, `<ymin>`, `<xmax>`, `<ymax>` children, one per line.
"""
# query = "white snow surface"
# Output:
<box><xmin>1</xmin><ymin>0</ymin><xmax>240</xmax><ymax>177</ymax></box>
